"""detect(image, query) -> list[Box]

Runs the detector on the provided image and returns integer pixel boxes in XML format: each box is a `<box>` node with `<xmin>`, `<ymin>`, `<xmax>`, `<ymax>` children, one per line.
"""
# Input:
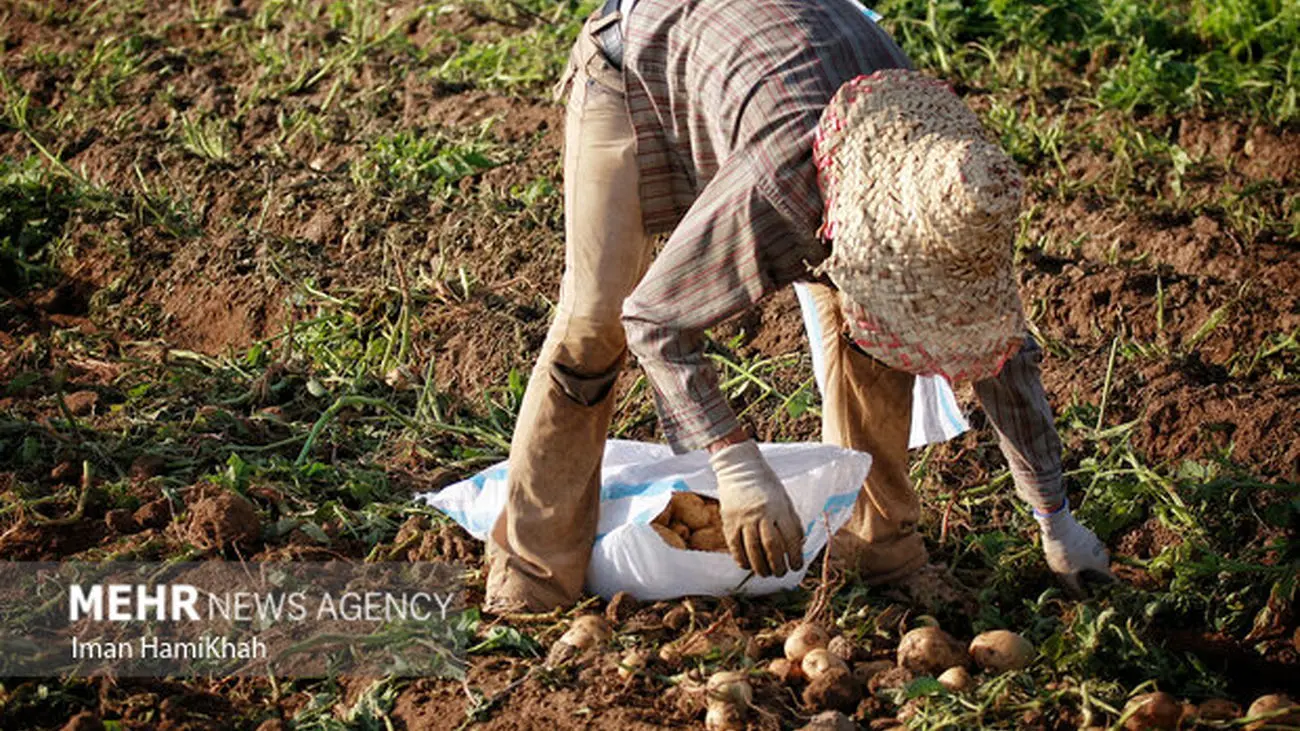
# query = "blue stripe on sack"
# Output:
<box><xmin>430</xmin><ymin>467</ymin><xmax>502</xmax><ymax>532</ymax></box>
<box><xmin>601</xmin><ymin>477</ymin><xmax>686</xmax><ymax>502</ymax></box>
<box><xmin>803</xmin><ymin>492</ymin><xmax>860</xmax><ymax>536</ymax></box>
<box><xmin>851</xmin><ymin>1</ymin><xmax>883</xmax><ymax>21</ymax></box>
<box><xmin>823</xmin><ymin>492</ymin><xmax>858</xmax><ymax>513</ymax></box>
<box><xmin>469</xmin><ymin>466</ymin><xmax>506</xmax><ymax>492</ymax></box>
<box><xmin>594</xmin><ymin>479</ymin><xmax>687</xmax><ymax>542</ymax></box>
<box><xmin>937</xmin><ymin>382</ymin><xmax>965</xmax><ymax>434</ymax></box>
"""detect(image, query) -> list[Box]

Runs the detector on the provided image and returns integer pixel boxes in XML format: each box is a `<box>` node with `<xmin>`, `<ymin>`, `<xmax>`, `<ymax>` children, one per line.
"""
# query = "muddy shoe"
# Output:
<box><xmin>881</xmin><ymin>564</ymin><xmax>977</xmax><ymax>615</ymax></box>
<box><xmin>482</xmin><ymin>592</ymin><xmax>533</xmax><ymax>616</ymax></box>
<box><xmin>482</xmin><ymin>555</ymin><xmax>572</xmax><ymax>616</ymax></box>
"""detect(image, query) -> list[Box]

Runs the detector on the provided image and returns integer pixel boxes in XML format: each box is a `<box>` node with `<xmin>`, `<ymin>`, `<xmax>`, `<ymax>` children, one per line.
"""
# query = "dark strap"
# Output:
<box><xmin>596</xmin><ymin>0</ymin><xmax>625</xmax><ymax>70</ymax></box>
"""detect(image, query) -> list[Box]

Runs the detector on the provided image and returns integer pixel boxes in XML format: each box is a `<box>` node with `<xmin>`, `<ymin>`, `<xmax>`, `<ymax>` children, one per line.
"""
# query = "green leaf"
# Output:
<box><xmin>468</xmin><ymin>625</ymin><xmax>542</xmax><ymax>657</ymax></box>
<box><xmin>298</xmin><ymin>522</ymin><xmax>331</xmax><ymax>544</ymax></box>
<box><xmin>905</xmin><ymin>676</ymin><xmax>946</xmax><ymax>698</ymax></box>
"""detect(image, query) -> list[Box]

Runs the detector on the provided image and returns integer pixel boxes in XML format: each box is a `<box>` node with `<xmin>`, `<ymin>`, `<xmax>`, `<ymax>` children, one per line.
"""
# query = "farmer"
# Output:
<box><xmin>483</xmin><ymin>0</ymin><xmax>1114</xmax><ymax>613</ymax></box>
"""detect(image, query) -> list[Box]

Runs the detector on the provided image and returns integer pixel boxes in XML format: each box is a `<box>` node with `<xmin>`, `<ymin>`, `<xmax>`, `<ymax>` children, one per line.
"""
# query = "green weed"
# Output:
<box><xmin>0</xmin><ymin>157</ymin><xmax>78</xmax><ymax>292</ymax></box>
<box><xmin>289</xmin><ymin>677</ymin><xmax>404</xmax><ymax>730</ymax></box>
<box><xmin>352</xmin><ymin>130</ymin><xmax>496</xmax><ymax>197</ymax></box>
<box><xmin>432</xmin><ymin>0</ymin><xmax>596</xmax><ymax>92</ymax></box>
<box><xmin>176</xmin><ymin>113</ymin><xmax>234</xmax><ymax>162</ymax></box>
<box><xmin>874</xmin><ymin>0</ymin><xmax>1300</xmax><ymax>122</ymax></box>
<box><xmin>71</xmin><ymin>35</ymin><xmax>150</xmax><ymax>109</ymax></box>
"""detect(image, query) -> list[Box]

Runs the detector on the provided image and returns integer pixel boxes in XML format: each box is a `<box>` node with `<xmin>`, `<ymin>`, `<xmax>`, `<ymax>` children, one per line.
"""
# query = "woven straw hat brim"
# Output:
<box><xmin>814</xmin><ymin>69</ymin><xmax>1026</xmax><ymax>381</ymax></box>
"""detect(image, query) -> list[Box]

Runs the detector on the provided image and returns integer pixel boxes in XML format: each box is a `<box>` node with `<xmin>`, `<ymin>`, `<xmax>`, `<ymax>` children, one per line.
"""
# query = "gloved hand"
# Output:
<box><xmin>1035</xmin><ymin>500</ymin><xmax>1115</xmax><ymax>597</ymax></box>
<box><xmin>709</xmin><ymin>441</ymin><xmax>805</xmax><ymax>577</ymax></box>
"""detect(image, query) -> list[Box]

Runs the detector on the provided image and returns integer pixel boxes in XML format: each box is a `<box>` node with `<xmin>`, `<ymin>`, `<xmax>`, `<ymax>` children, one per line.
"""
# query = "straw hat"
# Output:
<box><xmin>813</xmin><ymin>69</ymin><xmax>1026</xmax><ymax>382</ymax></box>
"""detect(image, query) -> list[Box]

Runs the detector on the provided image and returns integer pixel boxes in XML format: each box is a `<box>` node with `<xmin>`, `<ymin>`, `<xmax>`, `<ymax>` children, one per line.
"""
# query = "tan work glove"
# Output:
<box><xmin>1035</xmin><ymin>500</ymin><xmax>1116</xmax><ymax>597</ymax></box>
<box><xmin>709</xmin><ymin>441</ymin><xmax>804</xmax><ymax>577</ymax></box>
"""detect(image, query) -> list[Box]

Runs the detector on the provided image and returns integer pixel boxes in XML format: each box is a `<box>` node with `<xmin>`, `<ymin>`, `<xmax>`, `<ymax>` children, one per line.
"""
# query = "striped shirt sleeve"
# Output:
<box><xmin>621</xmin><ymin>156</ymin><xmax>799</xmax><ymax>453</ymax></box>
<box><xmin>973</xmin><ymin>335</ymin><xmax>1067</xmax><ymax>511</ymax></box>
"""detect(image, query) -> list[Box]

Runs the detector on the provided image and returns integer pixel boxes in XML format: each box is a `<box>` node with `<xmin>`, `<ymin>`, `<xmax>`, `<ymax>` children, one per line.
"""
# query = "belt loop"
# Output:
<box><xmin>589</xmin><ymin>9</ymin><xmax>621</xmax><ymax>34</ymax></box>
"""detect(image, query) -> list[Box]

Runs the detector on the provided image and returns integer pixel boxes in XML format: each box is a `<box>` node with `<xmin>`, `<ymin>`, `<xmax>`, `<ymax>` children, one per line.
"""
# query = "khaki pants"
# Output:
<box><xmin>802</xmin><ymin>284</ymin><xmax>929</xmax><ymax>583</ymax></box>
<box><xmin>484</xmin><ymin>10</ymin><xmax>654</xmax><ymax>612</ymax></box>
<box><xmin>484</xmin><ymin>11</ymin><xmax>925</xmax><ymax>612</ymax></box>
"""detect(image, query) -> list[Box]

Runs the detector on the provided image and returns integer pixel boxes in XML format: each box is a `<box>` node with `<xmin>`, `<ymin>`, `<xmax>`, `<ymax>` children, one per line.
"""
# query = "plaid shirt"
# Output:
<box><xmin>617</xmin><ymin>0</ymin><xmax>1064</xmax><ymax>508</ymax></box>
<box><xmin>620</xmin><ymin>0</ymin><xmax>910</xmax><ymax>451</ymax></box>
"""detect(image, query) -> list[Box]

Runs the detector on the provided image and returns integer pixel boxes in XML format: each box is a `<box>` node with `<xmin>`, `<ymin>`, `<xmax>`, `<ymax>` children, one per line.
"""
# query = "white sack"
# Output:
<box><xmin>417</xmin><ymin>440</ymin><xmax>871</xmax><ymax>601</ymax></box>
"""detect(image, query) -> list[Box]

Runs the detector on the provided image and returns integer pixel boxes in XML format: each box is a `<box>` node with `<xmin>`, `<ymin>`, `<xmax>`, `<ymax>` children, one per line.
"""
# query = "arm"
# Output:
<box><xmin>622</xmin><ymin>156</ymin><xmax>803</xmax><ymax>453</ymax></box>
<box><xmin>972</xmin><ymin>334</ymin><xmax>1065</xmax><ymax>512</ymax></box>
<box><xmin>622</xmin><ymin>156</ymin><xmax>808</xmax><ymax>576</ymax></box>
<box><xmin>974</xmin><ymin>334</ymin><xmax>1114</xmax><ymax>595</ymax></box>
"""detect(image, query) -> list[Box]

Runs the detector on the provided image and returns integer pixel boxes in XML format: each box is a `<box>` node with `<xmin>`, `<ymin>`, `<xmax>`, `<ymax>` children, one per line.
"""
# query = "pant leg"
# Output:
<box><xmin>484</xmin><ymin>10</ymin><xmax>651</xmax><ymax>612</ymax></box>
<box><xmin>803</xmin><ymin>283</ymin><xmax>928</xmax><ymax>583</ymax></box>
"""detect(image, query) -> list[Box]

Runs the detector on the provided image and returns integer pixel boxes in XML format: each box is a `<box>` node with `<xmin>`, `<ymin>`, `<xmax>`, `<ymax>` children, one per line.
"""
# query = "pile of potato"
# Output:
<box><xmin>755</xmin><ymin>621</ymin><xmax>1038</xmax><ymax>726</ymax></box>
<box><xmin>544</xmin><ymin>608</ymin><xmax>1300</xmax><ymax>731</ymax></box>
<box><xmin>1111</xmin><ymin>692</ymin><xmax>1300</xmax><ymax>731</ymax></box>
<box><xmin>651</xmin><ymin>491</ymin><xmax>727</xmax><ymax>552</ymax></box>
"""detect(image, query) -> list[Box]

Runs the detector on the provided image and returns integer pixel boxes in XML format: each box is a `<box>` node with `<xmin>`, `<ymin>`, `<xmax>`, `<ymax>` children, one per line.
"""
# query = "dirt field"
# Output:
<box><xmin>1</xmin><ymin>0</ymin><xmax>1297</xmax><ymax>729</ymax></box>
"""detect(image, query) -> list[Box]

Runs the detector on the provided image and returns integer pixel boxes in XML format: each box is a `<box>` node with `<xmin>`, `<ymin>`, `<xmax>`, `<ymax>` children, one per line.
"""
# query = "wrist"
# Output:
<box><xmin>706</xmin><ymin>427</ymin><xmax>750</xmax><ymax>456</ymax></box>
<box><xmin>1033</xmin><ymin>498</ymin><xmax>1069</xmax><ymax>520</ymax></box>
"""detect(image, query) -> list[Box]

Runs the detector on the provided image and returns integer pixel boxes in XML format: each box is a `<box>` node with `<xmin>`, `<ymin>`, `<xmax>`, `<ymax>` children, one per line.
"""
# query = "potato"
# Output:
<box><xmin>798</xmin><ymin>711</ymin><xmax>857</xmax><ymax>731</ymax></box>
<box><xmin>1245</xmin><ymin>694</ymin><xmax>1300</xmax><ymax>731</ymax></box>
<box><xmin>706</xmin><ymin>670</ymin><xmax>754</xmax><ymax>729</ymax></box>
<box><xmin>671</xmin><ymin>491</ymin><xmax>713</xmax><ymax>530</ymax></box>
<box><xmin>705</xmin><ymin>704</ymin><xmax>744</xmax><ymax>731</ymax></box>
<box><xmin>617</xmin><ymin>649</ymin><xmax>649</xmax><ymax>679</ymax></box>
<box><xmin>652</xmin><ymin>507</ymin><xmax>671</xmax><ymax>527</ymax></box>
<box><xmin>896</xmin><ymin>626</ymin><xmax>968</xmax><ymax>675</ymax></box>
<box><xmin>768</xmin><ymin>657</ymin><xmax>802</xmax><ymax>683</ymax></box>
<box><xmin>968</xmin><ymin>630</ymin><xmax>1034</xmax><ymax>673</ymax></box>
<box><xmin>827</xmin><ymin>635</ymin><xmax>859</xmax><ymax>663</ymax></box>
<box><xmin>801</xmin><ymin>648</ymin><xmax>848</xmax><ymax>681</ymax></box>
<box><xmin>568</xmin><ymin>614</ymin><xmax>612</xmax><ymax>645</ymax></box>
<box><xmin>663</xmin><ymin>605</ymin><xmax>690</xmax><ymax>630</ymax></box>
<box><xmin>707</xmin><ymin>670</ymin><xmax>754</xmax><ymax>706</ymax></box>
<box><xmin>546</xmin><ymin>640</ymin><xmax>580</xmax><ymax>666</ymax></box>
<box><xmin>1196</xmin><ymin>698</ymin><xmax>1240</xmax><ymax>722</ymax></box>
<box><xmin>802</xmin><ymin>667</ymin><xmax>861</xmax><ymax>714</ymax></box>
<box><xmin>1121</xmin><ymin>692</ymin><xmax>1181</xmax><ymax>731</ymax></box>
<box><xmin>688</xmin><ymin>526</ymin><xmax>728</xmax><ymax>552</ymax></box>
<box><xmin>785</xmin><ymin>623</ymin><xmax>831</xmax><ymax>663</ymax></box>
<box><xmin>670</xmin><ymin>520</ymin><xmax>691</xmax><ymax>539</ymax></box>
<box><xmin>705</xmin><ymin>502</ymin><xmax>722</xmax><ymax>527</ymax></box>
<box><xmin>653</xmin><ymin>522</ymin><xmax>687</xmax><ymax>549</ymax></box>
<box><xmin>547</xmin><ymin>615</ymin><xmax>611</xmax><ymax>666</ymax></box>
<box><xmin>937</xmin><ymin>666</ymin><xmax>973</xmax><ymax>692</ymax></box>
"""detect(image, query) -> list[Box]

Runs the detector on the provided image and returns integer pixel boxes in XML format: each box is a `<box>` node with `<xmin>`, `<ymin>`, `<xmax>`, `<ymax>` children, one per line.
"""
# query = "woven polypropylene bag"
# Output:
<box><xmin>418</xmin><ymin>440</ymin><xmax>871</xmax><ymax>600</ymax></box>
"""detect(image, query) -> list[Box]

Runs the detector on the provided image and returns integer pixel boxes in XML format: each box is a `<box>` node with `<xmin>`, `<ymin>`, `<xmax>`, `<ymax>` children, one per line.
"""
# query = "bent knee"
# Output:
<box><xmin>549</xmin><ymin>314</ymin><xmax>627</xmax><ymax>375</ymax></box>
<box><xmin>543</xmin><ymin>315</ymin><xmax>627</xmax><ymax>405</ymax></box>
